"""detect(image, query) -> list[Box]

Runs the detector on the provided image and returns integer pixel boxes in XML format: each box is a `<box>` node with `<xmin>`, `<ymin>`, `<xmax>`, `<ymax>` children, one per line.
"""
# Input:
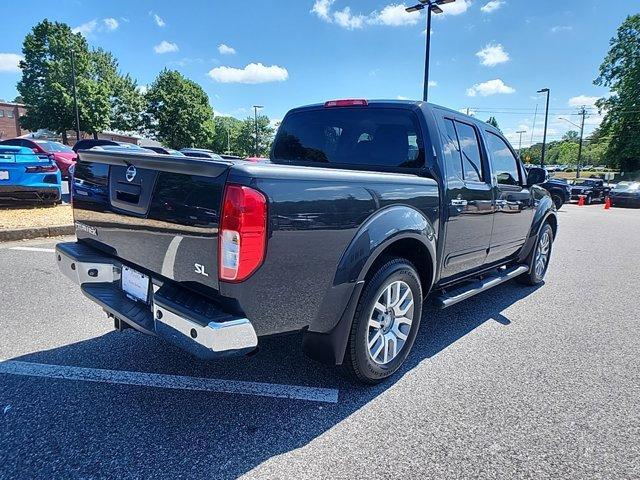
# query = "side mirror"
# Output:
<box><xmin>527</xmin><ymin>167</ymin><xmax>547</xmax><ymax>187</ymax></box>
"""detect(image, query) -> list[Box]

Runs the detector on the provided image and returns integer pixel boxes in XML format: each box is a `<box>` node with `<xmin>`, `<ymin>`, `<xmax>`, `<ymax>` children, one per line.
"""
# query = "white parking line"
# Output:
<box><xmin>9</xmin><ymin>247</ymin><xmax>55</xmax><ymax>253</ymax></box>
<box><xmin>0</xmin><ymin>360</ymin><xmax>339</xmax><ymax>404</ymax></box>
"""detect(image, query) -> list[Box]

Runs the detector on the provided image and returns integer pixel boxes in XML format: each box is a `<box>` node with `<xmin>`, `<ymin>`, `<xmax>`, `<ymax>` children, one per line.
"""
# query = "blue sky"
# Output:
<box><xmin>0</xmin><ymin>0</ymin><xmax>636</xmax><ymax>146</ymax></box>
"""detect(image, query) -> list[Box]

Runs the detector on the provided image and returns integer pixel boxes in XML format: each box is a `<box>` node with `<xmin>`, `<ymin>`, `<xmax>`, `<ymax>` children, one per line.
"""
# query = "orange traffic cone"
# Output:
<box><xmin>578</xmin><ymin>196</ymin><xmax>585</xmax><ymax>206</ymax></box>
<box><xmin>604</xmin><ymin>197</ymin><xmax>611</xmax><ymax>209</ymax></box>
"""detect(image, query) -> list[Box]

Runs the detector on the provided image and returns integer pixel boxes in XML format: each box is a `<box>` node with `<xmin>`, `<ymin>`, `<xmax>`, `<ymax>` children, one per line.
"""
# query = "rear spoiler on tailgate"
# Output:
<box><xmin>78</xmin><ymin>150</ymin><xmax>233</xmax><ymax>178</ymax></box>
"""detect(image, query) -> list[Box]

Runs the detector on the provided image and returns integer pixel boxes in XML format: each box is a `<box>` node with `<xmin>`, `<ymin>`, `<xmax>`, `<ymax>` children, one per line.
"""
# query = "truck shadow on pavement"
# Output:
<box><xmin>1</xmin><ymin>282</ymin><xmax>541</xmax><ymax>479</ymax></box>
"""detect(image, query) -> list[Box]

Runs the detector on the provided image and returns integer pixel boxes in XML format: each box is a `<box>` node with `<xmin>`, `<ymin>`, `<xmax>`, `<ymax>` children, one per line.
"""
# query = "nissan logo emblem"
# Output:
<box><xmin>125</xmin><ymin>165</ymin><xmax>137</xmax><ymax>182</ymax></box>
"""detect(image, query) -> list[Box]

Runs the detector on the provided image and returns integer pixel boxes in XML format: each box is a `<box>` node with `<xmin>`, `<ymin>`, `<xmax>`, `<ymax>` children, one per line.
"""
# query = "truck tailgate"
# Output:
<box><xmin>72</xmin><ymin>150</ymin><xmax>233</xmax><ymax>291</ymax></box>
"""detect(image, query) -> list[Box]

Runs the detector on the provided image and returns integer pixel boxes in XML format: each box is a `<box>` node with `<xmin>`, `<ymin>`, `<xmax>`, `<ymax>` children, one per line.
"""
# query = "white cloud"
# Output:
<box><xmin>550</xmin><ymin>25</ymin><xmax>572</xmax><ymax>33</ymax></box>
<box><xmin>73</xmin><ymin>18</ymin><xmax>120</xmax><ymax>35</ymax></box>
<box><xmin>0</xmin><ymin>53</ymin><xmax>23</xmax><ymax>73</ymax></box>
<box><xmin>397</xmin><ymin>95</ymin><xmax>410</xmax><ymax>100</ymax></box>
<box><xmin>334</xmin><ymin>7</ymin><xmax>365</xmax><ymax>29</ymax></box>
<box><xmin>136</xmin><ymin>85</ymin><xmax>148</xmax><ymax>95</ymax></box>
<box><xmin>72</xmin><ymin>20</ymin><xmax>98</xmax><ymax>35</ymax></box>
<box><xmin>370</xmin><ymin>4</ymin><xmax>420</xmax><ymax>27</ymax></box>
<box><xmin>476</xmin><ymin>43</ymin><xmax>510</xmax><ymax>66</ymax></box>
<box><xmin>481</xmin><ymin>0</ymin><xmax>505</xmax><ymax>13</ymax></box>
<box><xmin>208</xmin><ymin>63</ymin><xmax>289</xmax><ymax>84</ymax></box>
<box><xmin>312</xmin><ymin>1</ymin><xmax>468</xmax><ymax>30</ymax></box>
<box><xmin>103</xmin><ymin>18</ymin><xmax>119</xmax><ymax>31</ymax></box>
<box><xmin>154</xmin><ymin>41</ymin><xmax>179</xmax><ymax>54</ymax></box>
<box><xmin>466</xmin><ymin>79</ymin><xmax>516</xmax><ymax>97</ymax></box>
<box><xmin>440</xmin><ymin>0</ymin><xmax>471</xmax><ymax>16</ymax></box>
<box><xmin>568</xmin><ymin>95</ymin><xmax>600</xmax><ymax>107</ymax></box>
<box><xmin>428</xmin><ymin>80</ymin><xmax>437</xmax><ymax>87</ymax></box>
<box><xmin>150</xmin><ymin>12</ymin><xmax>165</xmax><ymax>27</ymax></box>
<box><xmin>218</xmin><ymin>44</ymin><xmax>236</xmax><ymax>55</ymax></box>
<box><xmin>311</xmin><ymin>0</ymin><xmax>334</xmax><ymax>21</ymax></box>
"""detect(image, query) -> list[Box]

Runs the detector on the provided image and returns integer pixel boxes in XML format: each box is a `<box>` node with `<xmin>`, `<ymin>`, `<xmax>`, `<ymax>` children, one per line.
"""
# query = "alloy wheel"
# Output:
<box><xmin>535</xmin><ymin>231</ymin><xmax>551</xmax><ymax>278</ymax></box>
<box><xmin>367</xmin><ymin>280</ymin><xmax>414</xmax><ymax>365</ymax></box>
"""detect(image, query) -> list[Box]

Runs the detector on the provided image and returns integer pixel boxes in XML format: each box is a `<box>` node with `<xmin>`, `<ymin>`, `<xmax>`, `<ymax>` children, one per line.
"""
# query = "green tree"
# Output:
<box><xmin>90</xmin><ymin>48</ymin><xmax>145</xmax><ymax>133</ymax></box>
<box><xmin>17</xmin><ymin>20</ymin><xmax>111</xmax><ymax>143</ymax></box>
<box><xmin>145</xmin><ymin>69</ymin><xmax>215</xmax><ymax>149</ymax></box>
<box><xmin>235</xmin><ymin>115</ymin><xmax>274</xmax><ymax>157</ymax></box>
<box><xmin>486</xmin><ymin>116</ymin><xmax>501</xmax><ymax>131</ymax></box>
<box><xmin>562</xmin><ymin>130</ymin><xmax>580</xmax><ymax>143</ymax></box>
<box><xmin>209</xmin><ymin>116</ymin><xmax>243</xmax><ymax>154</ymax></box>
<box><xmin>594</xmin><ymin>14</ymin><xmax>640</xmax><ymax>171</ymax></box>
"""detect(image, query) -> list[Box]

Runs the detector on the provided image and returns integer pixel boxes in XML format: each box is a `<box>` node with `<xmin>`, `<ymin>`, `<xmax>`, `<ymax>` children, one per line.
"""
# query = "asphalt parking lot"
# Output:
<box><xmin>0</xmin><ymin>203</ymin><xmax>638</xmax><ymax>479</ymax></box>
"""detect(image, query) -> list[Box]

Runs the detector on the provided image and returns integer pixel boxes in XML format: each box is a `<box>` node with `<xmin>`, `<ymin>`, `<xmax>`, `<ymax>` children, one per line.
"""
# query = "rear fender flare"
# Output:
<box><xmin>333</xmin><ymin>205</ymin><xmax>437</xmax><ymax>287</ymax></box>
<box><xmin>302</xmin><ymin>206</ymin><xmax>436</xmax><ymax>366</ymax></box>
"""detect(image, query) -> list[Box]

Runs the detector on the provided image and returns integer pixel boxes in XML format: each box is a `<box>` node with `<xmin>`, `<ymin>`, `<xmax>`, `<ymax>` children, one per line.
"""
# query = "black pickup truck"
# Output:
<box><xmin>56</xmin><ymin>100</ymin><xmax>557</xmax><ymax>384</ymax></box>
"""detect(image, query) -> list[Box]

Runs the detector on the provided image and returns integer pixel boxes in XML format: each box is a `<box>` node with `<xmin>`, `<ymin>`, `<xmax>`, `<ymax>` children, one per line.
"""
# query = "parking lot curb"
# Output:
<box><xmin>0</xmin><ymin>224</ymin><xmax>75</xmax><ymax>242</ymax></box>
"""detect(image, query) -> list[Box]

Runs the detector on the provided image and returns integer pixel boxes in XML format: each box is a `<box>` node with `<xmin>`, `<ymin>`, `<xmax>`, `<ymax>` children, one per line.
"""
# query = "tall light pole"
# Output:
<box><xmin>70</xmin><ymin>49</ymin><xmax>81</xmax><ymax>143</ymax></box>
<box><xmin>559</xmin><ymin>107</ymin><xmax>587</xmax><ymax>178</ymax></box>
<box><xmin>537</xmin><ymin>88</ymin><xmax>550</xmax><ymax>167</ymax></box>
<box><xmin>516</xmin><ymin>130</ymin><xmax>526</xmax><ymax>158</ymax></box>
<box><xmin>253</xmin><ymin>105</ymin><xmax>263</xmax><ymax>156</ymax></box>
<box><xmin>405</xmin><ymin>0</ymin><xmax>455</xmax><ymax>102</ymax></box>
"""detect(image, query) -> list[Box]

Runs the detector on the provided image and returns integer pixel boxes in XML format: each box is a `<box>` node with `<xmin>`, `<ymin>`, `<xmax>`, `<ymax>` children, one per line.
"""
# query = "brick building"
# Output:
<box><xmin>0</xmin><ymin>101</ymin><xmax>140</xmax><ymax>145</ymax></box>
<box><xmin>0</xmin><ymin>102</ymin><xmax>29</xmax><ymax>139</ymax></box>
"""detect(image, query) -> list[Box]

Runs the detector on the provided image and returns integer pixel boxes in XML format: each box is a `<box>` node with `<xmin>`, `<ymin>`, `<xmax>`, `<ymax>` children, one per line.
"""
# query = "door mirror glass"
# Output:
<box><xmin>527</xmin><ymin>167</ymin><xmax>547</xmax><ymax>187</ymax></box>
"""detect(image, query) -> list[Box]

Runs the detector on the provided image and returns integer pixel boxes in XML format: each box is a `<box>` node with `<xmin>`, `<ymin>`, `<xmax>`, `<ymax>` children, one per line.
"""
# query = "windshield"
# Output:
<box><xmin>272</xmin><ymin>107</ymin><xmax>425</xmax><ymax>168</ymax></box>
<box><xmin>574</xmin><ymin>180</ymin><xmax>597</xmax><ymax>186</ymax></box>
<box><xmin>613</xmin><ymin>182</ymin><xmax>640</xmax><ymax>191</ymax></box>
<box><xmin>35</xmin><ymin>140</ymin><xmax>74</xmax><ymax>153</ymax></box>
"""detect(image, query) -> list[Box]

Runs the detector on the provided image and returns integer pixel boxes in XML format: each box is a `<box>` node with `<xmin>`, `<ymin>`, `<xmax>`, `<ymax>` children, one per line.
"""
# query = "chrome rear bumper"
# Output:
<box><xmin>56</xmin><ymin>242</ymin><xmax>258</xmax><ymax>359</ymax></box>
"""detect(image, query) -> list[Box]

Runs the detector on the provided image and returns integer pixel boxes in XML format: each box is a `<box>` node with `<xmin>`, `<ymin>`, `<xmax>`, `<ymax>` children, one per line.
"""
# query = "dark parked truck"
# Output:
<box><xmin>56</xmin><ymin>100</ymin><xmax>557</xmax><ymax>383</ymax></box>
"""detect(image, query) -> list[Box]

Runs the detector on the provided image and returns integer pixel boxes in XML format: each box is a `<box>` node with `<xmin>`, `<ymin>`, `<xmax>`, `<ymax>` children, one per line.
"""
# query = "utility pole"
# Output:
<box><xmin>537</xmin><ymin>88</ymin><xmax>550</xmax><ymax>167</ymax></box>
<box><xmin>559</xmin><ymin>109</ymin><xmax>588</xmax><ymax>179</ymax></box>
<box><xmin>405</xmin><ymin>0</ymin><xmax>454</xmax><ymax>102</ymax></box>
<box><xmin>253</xmin><ymin>105</ymin><xmax>263</xmax><ymax>157</ymax></box>
<box><xmin>576</xmin><ymin>107</ymin><xmax>586</xmax><ymax>179</ymax></box>
<box><xmin>70</xmin><ymin>49</ymin><xmax>81</xmax><ymax>143</ymax></box>
<box><xmin>516</xmin><ymin>130</ymin><xmax>526</xmax><ymax>158</ymax></box>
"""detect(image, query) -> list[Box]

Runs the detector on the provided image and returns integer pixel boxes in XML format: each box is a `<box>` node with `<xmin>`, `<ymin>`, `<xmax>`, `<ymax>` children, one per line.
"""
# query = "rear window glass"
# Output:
<box><xmin>272</xmin><ymin>108</ymin><xmax>425</xmax><ymax>168</ymax></box>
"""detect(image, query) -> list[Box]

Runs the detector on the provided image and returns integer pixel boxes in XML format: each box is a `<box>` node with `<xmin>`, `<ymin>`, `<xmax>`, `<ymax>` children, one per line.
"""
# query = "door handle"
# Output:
<box><xmin>451</xmin><ymin>199</ymin><xmax>468</xmax><ymax>206</ymax></box>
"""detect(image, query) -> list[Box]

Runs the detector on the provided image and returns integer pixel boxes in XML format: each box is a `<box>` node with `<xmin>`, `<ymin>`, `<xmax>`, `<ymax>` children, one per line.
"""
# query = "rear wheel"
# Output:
<box><xmin>517</xmin><ymin>223</ymin><xmax>553</xmax><ymax>286</ymax></box>
<box><xmin>341</xmin><ymin>258</ymin><xmax>423</xmax><ymax>384</ymax></box>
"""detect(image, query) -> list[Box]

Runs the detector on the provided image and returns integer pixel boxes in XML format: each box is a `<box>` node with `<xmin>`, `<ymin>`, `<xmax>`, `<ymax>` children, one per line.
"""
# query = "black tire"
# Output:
<box><xmin>341</xmin><ymin>258</ymin><xmax>423</xmax><ymax>384</ymax></box>
<box><xmin>517</xmin><ymin>223</ymin><xmax>554</xmax><ymax>286</ymax></box>
<box><xmin>552</xmin><ymin>194</ymin><xmax>563</xmax><ymax>210</ymax></box>
<box><xmin>585</xmin><ymin>194</ymin><xmax>593</xmax><ymax>205</ymax></box>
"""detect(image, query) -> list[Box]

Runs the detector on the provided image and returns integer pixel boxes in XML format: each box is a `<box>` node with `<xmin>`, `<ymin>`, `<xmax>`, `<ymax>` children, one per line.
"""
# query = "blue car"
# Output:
<box><xmin>0</xmin><ymin>145</ymin><xmax>62</xmax><ymax>204</ymax></box>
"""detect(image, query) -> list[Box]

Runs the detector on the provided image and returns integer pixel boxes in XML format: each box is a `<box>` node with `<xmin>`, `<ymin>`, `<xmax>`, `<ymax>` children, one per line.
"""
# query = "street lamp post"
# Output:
<box><xmin>537</xmin><ymin>88</ymin><xmax>550</xmax><ymax>168</ymax></box>
<box><xmin>405</xmin><ymin>0</ymin><xmax>455</xmax><ymax>102</ymax></box>
<box><xmin>516</xmin><ymin>130</ymin><xmax>526</xmax><ymax>158</ymax></box>
<box><xmin>253</xmin><ymin>105</ymin><xmax>263</xmax><ymax>157</ymax></box>
<box><xmin>70</xmin><ymin>49</ymin><xmax>81</xmax><ymax>143</ymax></box>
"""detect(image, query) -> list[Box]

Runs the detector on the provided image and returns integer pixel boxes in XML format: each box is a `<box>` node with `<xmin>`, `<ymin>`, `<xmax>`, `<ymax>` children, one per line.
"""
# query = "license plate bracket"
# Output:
<box><xmin>121</xmin><ymin>265</ymin><xmax>150</xmax><ymax>304</ymax></box>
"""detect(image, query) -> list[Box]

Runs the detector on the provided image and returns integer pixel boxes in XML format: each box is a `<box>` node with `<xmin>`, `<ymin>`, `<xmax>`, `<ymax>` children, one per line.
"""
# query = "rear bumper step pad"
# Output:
<box><xmin>56</xmin><ymin>241</ymin><xmax>257</xmax><ymax>359</ymax></box>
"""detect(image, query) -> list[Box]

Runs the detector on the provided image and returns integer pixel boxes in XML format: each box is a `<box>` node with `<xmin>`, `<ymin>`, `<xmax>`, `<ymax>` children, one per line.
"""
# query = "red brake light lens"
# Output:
<box><xmin>219</xmin><ymin>184</ymin><xmax>267</xmax><ymax>282</ymax></box>
<box><xmin>324</xmin><ymin>99</ymin><xmax>368</xmax><ymax>108</ymax></box>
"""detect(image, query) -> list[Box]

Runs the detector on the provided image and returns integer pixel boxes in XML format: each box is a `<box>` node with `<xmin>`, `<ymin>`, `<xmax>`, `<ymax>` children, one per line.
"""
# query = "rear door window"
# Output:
<box><xmin>272</xmin><ymin>107</ymin><xmax>425</xmax><ymax>168</ymax></box>
<box><xmin>454</xmin><ymin>122</ymin><xmax>484</xmax><ymax>182</ymax></box>
<box><xmin>442</xmin><ymin>119</ymin><xmax>463</xmax><ymax>180</ymax></box>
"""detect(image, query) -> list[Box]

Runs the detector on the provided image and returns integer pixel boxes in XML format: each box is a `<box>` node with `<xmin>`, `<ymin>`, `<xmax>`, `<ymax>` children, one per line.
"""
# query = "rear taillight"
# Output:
<box><xmin>219</xmin><ymin>184</ymin><xmax>267</xmax><ymax>282</ymax></box>
<box><xmin>25</xmin><ymin>165</ymin><xmax>58</xmax><ymax>173</ymax></box>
